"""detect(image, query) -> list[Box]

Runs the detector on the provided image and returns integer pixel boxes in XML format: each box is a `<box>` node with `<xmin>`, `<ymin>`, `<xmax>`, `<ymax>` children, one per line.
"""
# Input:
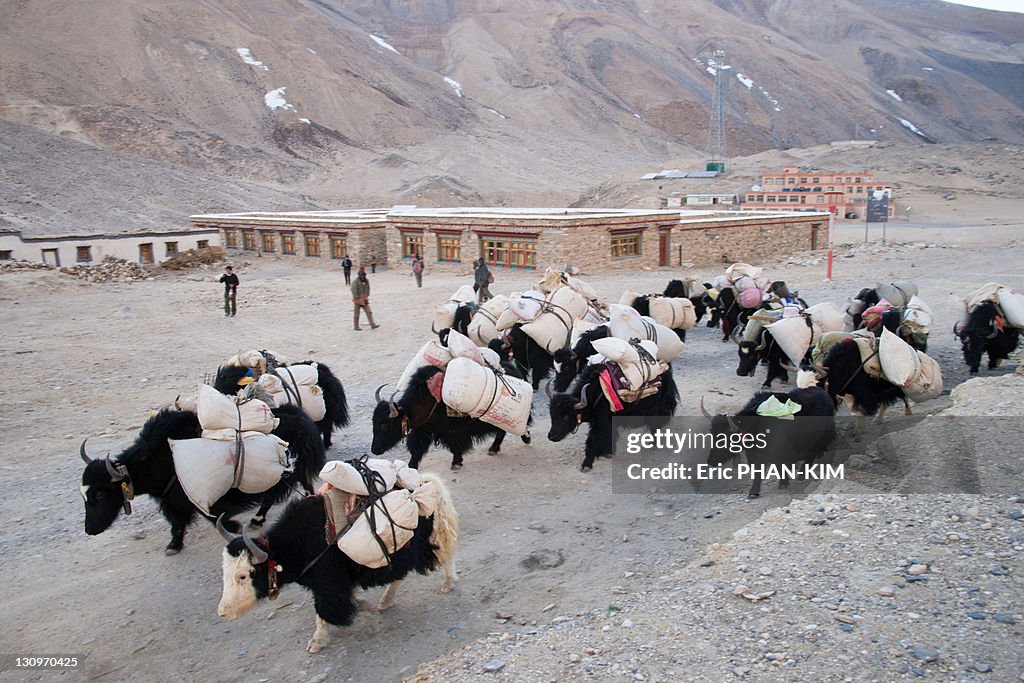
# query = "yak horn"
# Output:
<box><xmin>699</xmin><ymin>396</ymin><xmax>713</xmax><ymax>420</ymax></box>
<box><xmin>387</xmin><ymin>398</ymin><xmax>400</xmax><ymax>419</ymax></box>
<box><xmin>574</xmin><ymin>384</ymin><xmax>590</xmax><ymax>411</ymax></box>
<box><xmin>216</xmin><ymin>514</ymin><xmax>239</xmax><ymax>542</ymax></box>
<box><xmin>241</xmin><ymin>522</ymin><xmax>269</xmax><ymax>564</ymax></box>
<box><xmin>374</xmin><ymin>384</ymin><xmax>387</xmax><ymax>403</ymax></box>
<box><xmin>545</xmin><ymin>380</ymin><xmax>554</xmax><ymax>400</ymax></box>
<box><xmin>809</xmin><ymin>362</ymin><xmax>829</xmax><ymax>379</ymax></box>
<box><xmin>780</xmin><ymin>361</ymin><xmax>800</xmax><ymax>373</ymax></box>
<box><xmin>987</xmin><ymin>325</ymin><xmax>999</xmax><ymax>340</ymax></box>
<box><xmin>726</xmin><ymin>416</ymin><xmax>739</xmax><ymax>432</ymax></box>
<box><xmin>80</xmin><ymin>439</ymin><xmax>92</xmax><ymax>463</ymax></box>
<box><xmin>730</xmin><ymin>325</ymin><xmax>743</xmax><ymax>346</ymax></box>
<box><xmin>953</xmin><ymin>322</ymin><xmax>963</xmax><ymax>337</ymax></box>
<box><xmin>105</xmin><ymin>457</ymin><xmax>124</xmax><ymax>481</ymax></box>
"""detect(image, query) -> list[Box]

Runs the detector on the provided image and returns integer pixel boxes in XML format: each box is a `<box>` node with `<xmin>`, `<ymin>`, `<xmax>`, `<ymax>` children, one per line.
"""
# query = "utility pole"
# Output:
<box><xmin>706</xmin><ymin>49</ymin><xmax>726</xmax><ymax>174</ymax></box>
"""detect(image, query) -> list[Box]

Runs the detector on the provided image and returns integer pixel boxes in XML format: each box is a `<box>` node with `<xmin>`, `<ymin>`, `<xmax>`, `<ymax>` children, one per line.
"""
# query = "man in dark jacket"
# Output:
<box><xmin>351</xmin><ymin>267</ymin><xmax>379</xmax><ymax>330</ymax></box>
<box><xmin>219</xmin><ymin>265</ymin><xmax>239</xmax><ymax>317</ymax></box>
<box><xmin>474</xmin><ymin>258</ymin><xmax>493</xmax><ymax>303</ymax></box>
<box><xmin>341</xmin><ymin>254</ymin><xmax>353</xmax><ymax>285</ymax></box>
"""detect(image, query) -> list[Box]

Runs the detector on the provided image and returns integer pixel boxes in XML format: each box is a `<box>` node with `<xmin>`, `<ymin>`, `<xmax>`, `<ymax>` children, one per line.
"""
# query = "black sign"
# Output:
<box><xmin>866</xmin><ymin>191</ymin><xmax>889</xmax><ymax>223</ymax></box>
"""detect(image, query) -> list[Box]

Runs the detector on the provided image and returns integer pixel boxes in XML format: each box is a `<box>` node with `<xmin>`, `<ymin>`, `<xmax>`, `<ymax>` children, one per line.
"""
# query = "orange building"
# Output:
<box><xmin>741</xmin><ymin>166</ymin><xmax>893</xmax><ymax>219</ymax></box>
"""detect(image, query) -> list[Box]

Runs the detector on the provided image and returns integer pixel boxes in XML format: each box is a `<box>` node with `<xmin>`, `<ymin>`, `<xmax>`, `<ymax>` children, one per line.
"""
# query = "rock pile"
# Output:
<box><xmin>60</xmin><ymin>256</ymin><xmax>151</xmax><ymax>283</ymax></box>
<box><xmin>0</xmin><ymin>259</ymin><xmax>53</xmax><ymax>273</ymax></box>
<box><xmin>160</xmin><ymin>246</ymin><xmax>226</xmax><ymax>270</ymax></box>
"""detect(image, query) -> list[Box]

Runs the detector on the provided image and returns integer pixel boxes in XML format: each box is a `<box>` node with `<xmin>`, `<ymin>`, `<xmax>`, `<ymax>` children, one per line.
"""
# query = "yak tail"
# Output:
<box><xmin>308</xmin><ymin>361</ymin><xmax>350</xmax><ymax>428</ymax></box>
<box><xmin>422</xmin><ymin>473</ymin><xmax>459</xmax><ymax>593</ymax></box>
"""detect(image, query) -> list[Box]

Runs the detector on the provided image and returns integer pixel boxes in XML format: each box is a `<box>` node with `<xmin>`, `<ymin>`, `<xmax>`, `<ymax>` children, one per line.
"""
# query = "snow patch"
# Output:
<box><xmin>886</xmin><ymin>89</ymin><xmax>903</xmax><ymax>101</ymax></box>
<box><xmin>265</xmin><ymin>87</ymin><xmax>296</xmax><ymax>112</ymax></box>
<box><xmin>485</xmin><ymin>107</ymin><xmax>508</xmax><ymax>119</ymax></box>
<box><xmin>370</xmin><ymin>34</ymin><xmax>400</xmax><ymax>54</ymax></box>
<box><xmin>299</xmin><ymin>118</ymin><xmax>311</xmax><ymax>124</ymax></box>
<box><xmin>899</xmin><ymin>118</ymin><xmax>928</xmax><ymax>137</ymax></box>
<box><xmin>922</xmin><ymin>66</ymin><xmax>933</xmax><ymax>71</ymax></box>
<box><xmin>736</xmin><ymin>73</ymin><xmax>754</xmax><ymax>89</ymax></box>
<box><xmin>444</xmin><ymin>76</ymin><xmax>464</xmax><ymax>97</ymax></box>
<box><xmin>307</xmin><ymin>48</ymin><xmax>317</xmax><ymax>55</ymax></box>
<box><xmin>236</xmin><ymin>48</ymin><xmax>269</xmax><ymax>71</ymax></box>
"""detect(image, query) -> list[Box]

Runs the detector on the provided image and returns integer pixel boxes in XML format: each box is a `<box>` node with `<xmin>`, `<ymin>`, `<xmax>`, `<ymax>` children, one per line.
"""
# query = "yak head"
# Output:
<box><xmin>217</xmin><ymin>517</ymin><xmax>276</xmax><ymax>620</ymax></box>
<box><xmin>546</xmin><ymin>382</ymin><xmax>589</xmax><ymax>442</ymax></box>
<box><xmin>699</xmin><ymin>397</ymin><xmax>742</xmax><ymax>466</ymax></box>
<box><xmin>370</xmin><ymin>384</ymin><xmax>404</xmax><ymax>454</ymax></box>
<box><xmin>551</xmin><ymin>348</ymin><xmax>579</xmax><ymax>393</ymax></box>
<box><xmin>79</xmin><ymin>440</ymin><xmax>132</xmax><ymax>535</ymax></box>
<box><xmin>734</xmin><ymin>326</ymin><xmax>765</xmax><ymax>377</ymax></box>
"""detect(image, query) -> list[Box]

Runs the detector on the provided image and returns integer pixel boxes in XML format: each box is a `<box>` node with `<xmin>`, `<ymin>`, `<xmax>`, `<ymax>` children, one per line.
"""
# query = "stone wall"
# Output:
<box><xmin>670</xmin><ymin>217</ymin><xmax>827</xmax><ymax>267</ymax></box>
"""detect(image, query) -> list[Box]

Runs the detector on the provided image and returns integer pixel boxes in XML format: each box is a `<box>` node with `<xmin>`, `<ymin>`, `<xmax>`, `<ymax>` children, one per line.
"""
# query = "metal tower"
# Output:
<box><xmin>706</xmin><ymin>49</ymin><xmax>726</xmax><ymax>174</ymax></box>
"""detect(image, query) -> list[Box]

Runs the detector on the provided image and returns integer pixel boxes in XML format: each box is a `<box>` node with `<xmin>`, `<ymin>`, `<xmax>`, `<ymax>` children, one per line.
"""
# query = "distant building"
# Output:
<box><xmin>740</xmin><ymin>166</ymin><xmax>893</xmax><ymax>219</ymax></box>
<box><xmin>192</xmin><ymin>206</ymin><xmax>830</xmax><ymax>271</ymax></box>
<box><xmin>0</xmin><ymin>227</ymin><xmax>218</xmax><ymax>267</ymax></box>
<box><xmin>684</xmin><ymin>193</ymin><xmax>737</xmax><ymax>207</ymax></box>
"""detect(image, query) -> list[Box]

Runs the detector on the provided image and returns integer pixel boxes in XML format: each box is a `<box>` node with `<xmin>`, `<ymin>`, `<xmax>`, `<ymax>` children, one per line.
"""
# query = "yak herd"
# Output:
<box><xmin>76</xmin><ymin>267</ymin><xmax>1021</xmax><ymax>653</ymax></box>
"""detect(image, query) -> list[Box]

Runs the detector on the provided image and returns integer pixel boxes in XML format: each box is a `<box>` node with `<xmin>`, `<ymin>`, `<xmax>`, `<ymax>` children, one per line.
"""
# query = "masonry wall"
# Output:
<box><xmin>670</xmin><ymin>217</ymin><xmax>827</xmax><ymax>267</ymax></box>
<box><xmin>0</xmin><ymin>229</ymin><xmax>219</xmax><ymax>266</ymax></box>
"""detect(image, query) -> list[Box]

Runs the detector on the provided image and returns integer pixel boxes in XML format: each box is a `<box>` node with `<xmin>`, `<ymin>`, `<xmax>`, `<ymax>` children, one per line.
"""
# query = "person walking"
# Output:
<box><xmin>351</xmin><ymin>266</ymin><xmax>379</xmax><ymax>330</ymax></box>
<box><xmin>219</xmin><ymin>265</ymin><xmax>239</xmax><ymax>317</ymax></box>
<box><xmin>341</xmin><ymin>254</ymin><xmax>353</xmax><ymax>285</ymax></box>
<box><xmin>412</xmin><ymin>253</ymin><xmax>424</xmax><ymax>287</ymax></box>
<box><xmin>474</xmin><ymin>258</ymin><xmax>493</xmax><ymax>303</ymax></box>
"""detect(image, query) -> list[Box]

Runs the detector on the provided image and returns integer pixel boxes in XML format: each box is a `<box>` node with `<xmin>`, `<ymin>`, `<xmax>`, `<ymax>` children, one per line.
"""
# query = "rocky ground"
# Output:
<box><xmin>0</xmin><ymin>221</ymin><xmax>1021</xmax><ymax>682</ymax></box>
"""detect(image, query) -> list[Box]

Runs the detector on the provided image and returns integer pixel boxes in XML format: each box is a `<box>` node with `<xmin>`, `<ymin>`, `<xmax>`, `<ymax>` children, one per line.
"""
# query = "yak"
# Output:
<box><xmin>217</xmin><ymin>472</ymin><xmax>458</xmax><ymax>654</ymax></box>
<box><xmin>80</xmin><ymin>404</ymin><xmax>325</xmax><ymax>554</ymax></box>
<box><xmin>701</xmin><ymin>385</ymin><xmax>837</xmax><ymax>499</ymax></box>
<box><xmin>370</xmin><ymin>365</ymin><xmax>532</xmax><ymax>470</ymax></box>
<box><xmin>547</xmin><ymin>361</ymin><xmax>678</xmax><ymax>472</ymax></box>
<box><xmin>630</xmin><ymin>279</ymin><xmax>706</xmax><ymax>341</ymax></box>
<box><xmin>214</xmin><ymin>360</ymin><xmax>349</xmax><ymax>448</ymax></box>
<box><xmin>956</xmin><ymin>301</ymin><xmax>1020</xmax><ymax>374</ymax></box>
<box><xmin>817</xmin><ymin>340</ymin><xmax>910</xmax><ymax>418</ymax></box>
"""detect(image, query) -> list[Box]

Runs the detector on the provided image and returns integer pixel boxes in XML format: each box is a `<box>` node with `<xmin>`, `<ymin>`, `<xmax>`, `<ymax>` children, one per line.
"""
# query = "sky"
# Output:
<box><xmin>941</xmin><ymin>0</ymin><xmax>1024</xmax><ymax>12</ymax></box>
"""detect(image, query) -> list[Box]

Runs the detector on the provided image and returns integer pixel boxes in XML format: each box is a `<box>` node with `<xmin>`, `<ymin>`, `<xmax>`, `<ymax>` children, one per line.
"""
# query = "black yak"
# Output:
<box><xmin>956</xmin><ymin>301</ymin><xmax>1020</xmax><ymax>374</ymax></box>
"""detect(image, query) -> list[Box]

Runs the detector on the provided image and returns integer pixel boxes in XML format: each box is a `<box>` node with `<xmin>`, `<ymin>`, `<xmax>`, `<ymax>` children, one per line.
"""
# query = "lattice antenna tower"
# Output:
<box><xmin>706</xmin><ymin>49</ymin><xmax>727</xmax><ymax>173</ymax></box>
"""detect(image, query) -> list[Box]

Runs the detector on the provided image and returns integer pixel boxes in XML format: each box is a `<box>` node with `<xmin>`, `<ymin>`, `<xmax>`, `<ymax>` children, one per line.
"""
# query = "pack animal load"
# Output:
<box><xmin>496</xmin><ymin>290</ymin><xmax>546</xmax><ymax>330</ymax></box>
<box><xmin>434</xmin><ymin>285</ymin><xmax>478</xmax><ymax>332</ymax></box>
<box><xmin>254</xmin><ymin>364</ymin><xmax>326</xmax><ymax>422</ymax></box>
<box><xmin>537</xmin><ymin>268</ymin><xmax>600</xmax><ymax>302</ymax></box>
<box><xmin>878</xmin><ymin>328</ymin><xmax>943</xmax><ymax>401</ymax></box>
<box><xmin>396</xmin><ymin>329</ymin><xmax>500</xmax><ymax>393</ymax></box>
<box><xmin>804</xmin><ymin>302</ymin><xmax>846</xmax><ymax>338</ymax></box>
<box><xmin>959</xmin><ymin>282</ymin><xmax>1024</xmax><ymax>330</ymax></box>
<box><xmin>766</xmin><ymin>315</ymin><xmax>813</xmax><ymax>365</ymax></box>
<box><xmin>441</xmin><ymin>357</ymin><xmax>532</xmax><ymax>436</ymax></box>
<box><xmin>467</xmin><ymin>295</ymin><xmax>510</xmax><ymax>346</ymax></box>
<box><xmin>875</xmin><ymin>281</ymin><xmax>918</xmax><ymax>309</ymax></box>
<box><xmin>648</xmin><ymin>297</ymin><xmax>697</xmax><ymax>331</ymax></box>
<box><xmin>520</xmin><ymin>285</ymin><xmax>589</xmax><ymax>353</ymax></box>
<box><xmin>607</xmin><ymin>304</ymin><xmax>684</xmax><ymax>362</ymax></box>
<box><xmin>590</xmin><ymin>337</ymin><xmax>667</xmax><ymax>401</ymax></box>
<box><xmin>196</xmin><ymin>383</ymin><xmax>278</xmax><ymax>436</ymax></box>
<box><xmin>319</xmin><ymin>458</ymin><xmax>440</xmax><ymax>569</ymax></box>
<box><xmin>712</xmin><ymin>263</ymin><xmax>769</xmax><ymax>309</ymax></box>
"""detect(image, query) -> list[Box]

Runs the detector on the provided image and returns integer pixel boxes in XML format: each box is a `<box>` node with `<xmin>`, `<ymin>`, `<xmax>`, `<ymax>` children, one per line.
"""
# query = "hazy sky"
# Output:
<box><xmin>942</xmin><ymin>0</ymin><xmax>1024</xmax><ymax>11</ymax></box>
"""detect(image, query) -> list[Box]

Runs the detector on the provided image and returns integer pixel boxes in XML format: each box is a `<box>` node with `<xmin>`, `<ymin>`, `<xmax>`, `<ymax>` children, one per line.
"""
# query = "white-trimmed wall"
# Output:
<box><xmin>0</xmin><ymin>228</ymin><xmax>220</xmax><ymax>267</ymax></box>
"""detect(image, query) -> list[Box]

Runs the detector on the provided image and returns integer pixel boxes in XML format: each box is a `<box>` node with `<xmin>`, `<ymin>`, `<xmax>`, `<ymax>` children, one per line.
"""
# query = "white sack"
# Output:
<box><xmin>997</xmin><ymin>287</ymin><xmax>1024</xmax><ymax>328</ymax></box>
<box><xmin>875</xmin><ymin>281</ymin><xmax>918</xmax><ymax>308</ymax></box>
<box><xmin>196</xmin><ymin>384</ymin><xmax>278</xmax><ymax>434</ymax></box>
<box><xmin>397</xmin><ymin>340</ymin><xmax>452</xmax><ymax>393</ymax></box>
<box><xmin>712</xmin><ymin>274</ymin><xmax>732</xmax><ymax>291</ymax></box>
<box><xmin>649</xmin><ymin>297</ymin><xmax>696</xmax><ymax>330</ymax></box>
<box><xmin>320</xmin><ymin>458</ymin><xmax>398</xmax><ymax>496</ymax></box>
<box><xmin>606</xmin><ymin>304</ymin><xmax>683</xmax><ymax>362</ymax></box>
<box><xmin>507</xmin><ymin>290</ymin><xmax>546</xmax><ymax>321</ymax></box>
<box><xmin>878</xmin><ymin>327</ymin><xmax>920</xmax><ymax>387</ymax></box>
<box><xmin>905</xmin><ymin>351</ymin><xmax>943</xmax><ymax>402</ymax></box>
<box><xmin>964</xmin><ymin>282</ymin><xmax>1004</xmax><ymax>310</ymax></box>
<box><xmin>805</xmin><ymin>302</ymin><xmax>846</xmax><ymax>337</ymax></box>
<box><xmin>479</xmin><ymin>346</ymin><xmax>502</xmax><ymax>368</ymax></box>
<box><xmin>767</xmin><ymin>316</ymin><xmax>813</xmax><ymax>364</ymax></box>
<box><xmin>582</xmin><ymin>304</ymin><xmax>609</xmax><ymax>324</ymax></box>
<box><xmin>589</xmin><ymin>339</ymin><xmax>664</xmax><ymax>390</ymax></box>
<box><xmin>726</xmin><ymin>263</ymin><xmax>763</xmax><ymax>281</ymax></box>
<box><xmin>570</xmin><ymin>319</ymin><xmax>600</xmax><ymax>347</ymax></box>
<box><xmin>441</xmin><ymin>358</ymin><xmax>532</xmax><ymax>436</ymax></box>
<box><xmin>619</xmin><ymin>288</ymin><xmax>642</xmax><ymax>306</ymax></box>
<box><xmin>224</xmin><ymin>349</ymin><xmax>289</xmax><ymax>369</ymax></box>
<box><xmin>338</xmin><ymin>489</ymin><xmax>420</xmax><ymax>568</ymax></box>
<box><xmin>170</xmin><ymin>433</ymin><xmax>291</xmax><ymax>514</ymax></box>
<box><xmin>521</xmin><ymin>286</ymin><xmax>589</xmax><ymax>354</ymax></box>
<box><xmin>902</xmin><ymin>295</ymin><xmax>933</xmax><ymax>333</ymax></box>
<box><xmin>467</xmin><ymin>295</ymin><xmax>509</xmax><ymax>345</ymax></box>
<box><xmin>446</xmin><ymin>329</ymin><xmax>484</xmax><ymax>364</ymax></box>
<box><xmin>733</xmin><ymin>275</ymin><xmax>759</xmax><ymax>292</ymax></box>
<box><xmin>394</xmin><ymin>460</ymin><xmax>423</xmax><ymax>490</ymax></box>
<box><xmin>257</xmin><ymin>364</ymin><xmax>326</xmax><ymax>422</ymax></box>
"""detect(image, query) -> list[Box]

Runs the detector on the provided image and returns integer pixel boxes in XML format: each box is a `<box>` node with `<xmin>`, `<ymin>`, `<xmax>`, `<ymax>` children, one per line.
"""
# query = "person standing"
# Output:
<box><xmin>219</xmin><ymin>265</ymin><xmax>239</xmax><ymax>317</ymax></box>
<box><xmin>412</xmin><ymin>253</ymin><xmax>424</xmax><ymax>287</ymax></box>
<box><xmin>474</xmin><ymin>258</ymin><xmax>493</xmax><ymax>303</ymax></box>
<box><xmin>341</xmin><ymin>254</ymin><xmax>353</xmax><ymax>285</ymax></box>
<box><xmin>371</xmin><ymin>257</ymin><xmax>378</xmax><ymax>274</ymax></box>
<box><xmin>351</xmin><ymin>266</ymin><xmax>379</xmax><ymax>330</ymax></box>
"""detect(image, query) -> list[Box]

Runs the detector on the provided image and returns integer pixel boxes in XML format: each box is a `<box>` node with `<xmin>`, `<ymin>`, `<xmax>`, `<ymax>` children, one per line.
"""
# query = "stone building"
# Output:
<box><xmin>191</xmin><ymin>207</ymin><xmax>829</xmax><ymax>272</ymax></box>
<box><xmin>0</xmin><ymin>226</ymin><xmax>219</xmax><ymax>267</ymax></box>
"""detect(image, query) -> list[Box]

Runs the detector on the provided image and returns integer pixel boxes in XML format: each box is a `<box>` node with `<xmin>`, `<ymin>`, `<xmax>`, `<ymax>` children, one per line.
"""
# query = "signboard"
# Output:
<box><xmin>866</xmin><ymin>190</ymin><xmax>889</xmax><ymax>223</ymax></box>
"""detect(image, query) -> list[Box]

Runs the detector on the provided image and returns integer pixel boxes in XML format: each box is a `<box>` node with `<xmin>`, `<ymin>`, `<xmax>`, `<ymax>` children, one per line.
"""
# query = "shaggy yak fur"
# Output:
<box><xmin>630</xmin><ymin>279</ymin><xmax>704</xmax><ymax>342</ymax></box>
<box><xmin>214</xmin><ymin>360</ymin><xmax>349</xmax><ymax>448</ymax></box>
<box><xmin>704</xmin><ymin>386</ymin><xmax>836</xmax><ymax>498</ymax></box>
<box><xmin>551</xmin><ymin>324</ymin><xmax>611</xmax><ymax>392</ymax></box>
<box><xmin>820</xmin><ymin>340</ymin><xmax>909</xmax><ymax>417</ymax></box>
<box><xmin>370</xmin><ymin>365</ymin><xmax>532</xmax><ymax>470</ymax></box>
<box><xmin>735</xmin><ymin>327</ymin><xmax>794</xmax><ymax>389</ymax></box>
<box><xmin>548</xmin><ymin>361</ymin><xmax>678</xmax><ymax>471</ymax></box>
<box><xmin>957</xmin><ymin>301</ymin><xmax>1020</xmax><ymax>374</ymax></box>
<box><xmin>80</xmin><ymin>405</ymin><xmax>325</xmax><ymax>554</ymax></box>
<box><xmin>217</xmin><ymin>474</ymin><xmax>458</xmax><ymax>653</ymax></box>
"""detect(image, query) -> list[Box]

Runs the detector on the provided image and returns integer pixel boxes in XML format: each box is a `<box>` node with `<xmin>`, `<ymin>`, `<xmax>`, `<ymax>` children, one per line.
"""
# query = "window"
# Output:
<box><xmin>261</xmin><ymin>232</ymin><xmax>276</xmax><ymax>253</ymax></box>
<box><xmin>856</xmin><ymin>186</ymin><xmax>864</xmax><ymax>193</ymax></box>
<box><xmin>197</xmin><ymin>240</ymin><xmax>209</xmax><ymax>249</ymax></box>
<box><xmin>855</xmin><ymin>177</ymin><xmax>862</xmax><ymax>183</ymax></box>
<box><xmin>224</xmin><ymin>231</ymin><xmax>238</xmax><ymax>248</ymax></box>
<box><xmin>610</xmin><ymin>232</ymin><xmax>642</xmax><ymax>258</ymax></box>
<box><xmin>847</xmin><ymin>187</ymin><xmax>854</xmax><ymax>194</ymax></box>
<box><xmin>827</xmin><ymin>186</ymin><xmax>834</xmax><ymax>192</ymax></box>
<box><xmin>437</xmin><ymin>235</ymin><xmax>460</xmax><ymax>262</ymax></box>
<box><xmin>480</xmin><ymin>237</ymin><xmax>537</xmax><ymax>268</ymax></box>
<box><xmin>329</xmin><ymin>236</ymin><xmax>347</xmax><ymax>260</ymax></box>
<box><xmin>812</xmin><ymin>177</ymin><xmax>820</xmax><ymax>184</ymax></box>
<box><xmin>165</xmin><ymin>242</ymin><xmax>178</xmax><ymax>257</ymax></box>
<box><xmin>766</xmin><ymin>195</ymin><xmax>776</xmax><ymax>202</ymax></box>
<box><xmin>789</xmin><ymin>196</ymin><xmax>799</xmax><ymax>203</ymax></box>
<box><xmin>242</xmin><ymin>231</ymin><xmax>257</xmax><ymax>251</ymax></box>
<box><xmin>800</xmin><ymin>177</ymin><xmax>808</xmax><ymax>184</ymax></box>
<box><xmin>756</xmin><ymin>195</ymin><xmax>764</xmax><ymax>202</ymax></box>
<box><xmin>304</xmin><ymin>234</ymin><xmax>320</xmax><ymax>258</ymax></box>
<box><xmin>281</xmin><ymin>232</ymin><xmax>297</xmax><ymax>255</ymax></box>
<box><xmin>401</xmin><ymin>231</ymin><xmax>424</xmax><ymax>259</ymax></box>
<box><xmin>787</xmin><ymin>177</ymin><xmax>796</xmax><ymax>185</ymax></box>
<box><xmin>0</xmin><ymin>250</ymin><xmax>11</xmax><ymax>260</ymax></box>
<box><xmin>76</xmin><ymin>246</ymin><xmax>92</xmax><ymax>263</ymax></box>
<box><xmin>816</xmin><ymin>196</ymin><xmax>826</xmax><ymax>203</ymax></box>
